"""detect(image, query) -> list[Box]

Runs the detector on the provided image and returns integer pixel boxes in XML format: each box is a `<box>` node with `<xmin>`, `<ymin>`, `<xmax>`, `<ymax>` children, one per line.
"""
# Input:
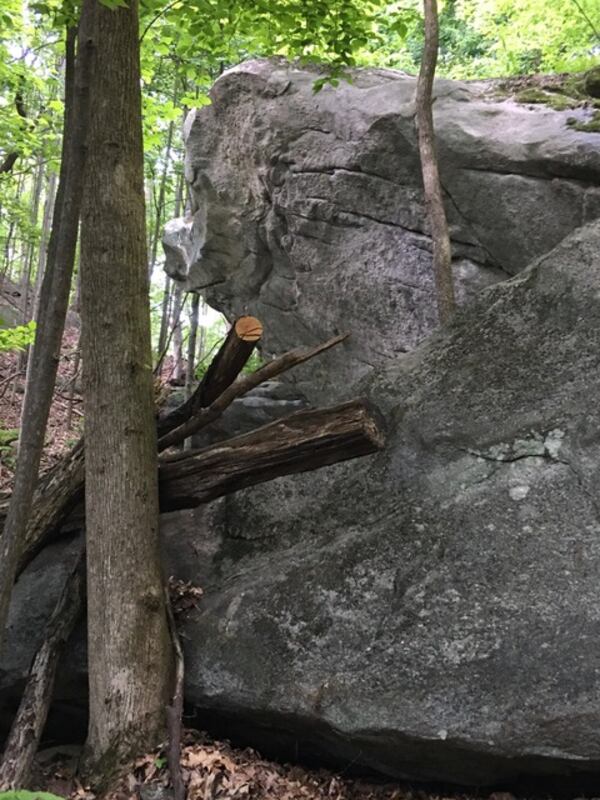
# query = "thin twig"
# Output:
<box><xmin>164</xmin><ymin>583</ymin><xmax>185</xmax><ymax>800</ymax></box>
<box><xmin>140</xmin><ymin>0</ymin><xmax>182</xmax><ymax>43</ymax></box>
<box><xmin>569</xmin><ymin>0</ymin><xmax>600</xmax><ymax>42</ymax></box>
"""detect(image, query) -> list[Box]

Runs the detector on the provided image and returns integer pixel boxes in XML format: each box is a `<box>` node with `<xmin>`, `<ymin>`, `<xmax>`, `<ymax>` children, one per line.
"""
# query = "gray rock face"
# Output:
<box><xmin>170</xmin><ymin>219</ymin><xmax>600</xmax><ymax>786</ymax></box>
<box><xmin>6</xmin><ymin>221</ymin><xmax>600</xmax><ymax>786</ymax></box>
<box><xmin>169</xmin><ymin>59</ymin><xmax>600</xmax><ymax>402</ymax></box>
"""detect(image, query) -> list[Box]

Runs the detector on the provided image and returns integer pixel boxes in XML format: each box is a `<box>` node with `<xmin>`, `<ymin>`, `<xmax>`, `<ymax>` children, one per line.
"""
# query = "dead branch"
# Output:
<box><xmin>159</xmin><ymin>398</ymin><xmax>383</xmax><ymax>511</ymax></box>
<box><xmin>157</xmin><ymin>333</ymin><xmax>348</xmax><ymax>452</ymax></box>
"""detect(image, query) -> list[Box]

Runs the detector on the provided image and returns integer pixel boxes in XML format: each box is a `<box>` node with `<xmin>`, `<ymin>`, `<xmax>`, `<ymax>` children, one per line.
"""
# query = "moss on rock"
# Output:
<box><xmin>567</xmin><ymin>110</ymin><xmax>600</xmax><ymax>133</ymax></box>
<box><xmin>515</xmin><ymin>87</ymin><xmax>579</xmax><ymax>111</ymax></box>
<box><xmin>584</xmin><ymin>66</ymin><xmax>600</xmax><ymax>99</ymax></box>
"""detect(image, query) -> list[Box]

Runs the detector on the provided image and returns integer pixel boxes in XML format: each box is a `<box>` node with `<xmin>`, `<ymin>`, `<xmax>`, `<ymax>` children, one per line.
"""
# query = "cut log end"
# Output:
<box><xmin>234</xmin><ymin>316</ymin><xmax>263</xmax><ymax>342</ymax></box>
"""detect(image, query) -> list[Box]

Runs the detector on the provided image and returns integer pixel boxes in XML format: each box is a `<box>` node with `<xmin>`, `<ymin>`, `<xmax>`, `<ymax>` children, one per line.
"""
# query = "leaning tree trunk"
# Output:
<box><xmin>0</xmin><ymin>24</ymin><xmax>91</xmax><ymax>652</ymax></box>
<box><xmin>79</xmin><ymin>0</ymin><xmax>171</xmax><ymax>774</ymax></box>
<box><xmin>415</xmin><ymin>0</ymin><xmax>455</xmax><ymax>324</ymax></box>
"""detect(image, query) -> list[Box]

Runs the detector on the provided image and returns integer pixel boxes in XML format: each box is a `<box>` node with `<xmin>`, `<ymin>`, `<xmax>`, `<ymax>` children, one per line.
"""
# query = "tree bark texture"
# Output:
<box><xmin>159</xmin><ymin>400</ymin><xmax>385</xmax><ymax>511</ymax></box>
<box><xmin>0</xmin><ymin>23</ymin><xmax>91</xmax><ymax>653</ymax></box>
<box><xmin>79</xmin><ymin>0</ymin><xmax>171</xmax><ymax>771</ymax></box>
<box><xmin>416</xmin><ymin>0</ymin><xmax>456</xmax><ymax>324</ymax></box>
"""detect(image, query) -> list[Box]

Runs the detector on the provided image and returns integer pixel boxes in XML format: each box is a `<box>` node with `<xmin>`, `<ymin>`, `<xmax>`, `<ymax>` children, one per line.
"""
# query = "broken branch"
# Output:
<box><xmin>157</xmin><ymin>333</ymin><xmax>348</xmax><ymax>452</ymax></box>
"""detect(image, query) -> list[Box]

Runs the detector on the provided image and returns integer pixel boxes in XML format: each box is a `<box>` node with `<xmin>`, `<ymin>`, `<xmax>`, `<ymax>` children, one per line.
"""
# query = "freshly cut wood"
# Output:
<box><xmin>159</xmin><ymin>399</ymin><xmax>384</xmax><ymax>511</ymax></box>
<box><xmin>157</xmin><ymin>333</ymin><xmax>347</xmax><ymax>452</ymax></box>
<box><xmin>158</xmin><ymin>314</ymin><xmax>263</xmax><ymax>437</ymax></box>
<box><xmin>0</xmin><ymin>544</ymin><xmax>84</xmax><ymax>790</ymax></box>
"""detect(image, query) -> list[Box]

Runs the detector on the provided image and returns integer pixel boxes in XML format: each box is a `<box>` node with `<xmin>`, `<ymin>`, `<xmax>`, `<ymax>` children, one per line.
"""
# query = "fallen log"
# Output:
<box><xmin>159</xmin><ymin>399</ymin><xmax>384</xmax><ymax>511</ymax></box>
<box><xmin>1</xmin><ymin>316</ymin><xmax>264</xmax><ymax>574</ymax></box>
<box><xmin>0</xmin><ymin>544</ymin><xmax>85</xmax><ymax>790</ymax></box>
<box><xmin>157</xmin><ymin>333</ymin><xmax>348</xmax><ymax>451</ymax></box>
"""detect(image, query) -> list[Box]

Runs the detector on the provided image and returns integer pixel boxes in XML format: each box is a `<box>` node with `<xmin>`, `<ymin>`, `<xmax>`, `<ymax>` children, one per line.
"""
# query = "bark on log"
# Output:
<box><xmin>0</xmin><ymin>545</ymin><xmax>84</xmax><ymax>790</ymax></box>
<box><xmin>0</xmin><ymin>441</ymin><xmax>84</xmax><ymax>574</ymax></box>
<box><xmin>157</xmin><ymin>333</ymin><xmax>347</xmax><ymax>452</ymax></box>
<box><xmin>159</xmin><ymin>399</ymin><xmax>384</xmax><ymax>511</ymax></box>
<box><xmin>158</xmin><ymin>315</ymin><xmax>263</xmax><ymax>437</ymax></box>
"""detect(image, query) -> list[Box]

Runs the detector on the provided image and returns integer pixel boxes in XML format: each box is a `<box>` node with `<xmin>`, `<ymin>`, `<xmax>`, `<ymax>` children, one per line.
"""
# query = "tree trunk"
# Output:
<box><xmin>19</xmin><ymin>157</ymin><xmax>45</xmax><ymax>373</ymax></box>
<box><xmin>415</xmin><ymin>0</ymin><xmax>456</xmax><ymax>324</ymax></box>
<box><xmin>33</xmin><ymin>168</ymin><xmax>58</xmax><ymax>318</ymax></box>
<box><xmin>184</xmin><ymin>293</ymin><xmax>200</xmax><ymax>401</ymax></box>
<box><xmin>79</xmin><ymin>0</ymin><xmax>171</xmax><ymax>773</ymax></box>
<box><xmin>156</xmin><ymin>272</ymin><xmax>172</xmax><ymax>360</ymax></box>
<box><xmin>171</xmin><ymin>284</ymin><xmax>185</xmax><ymax>384</ymax></box>
<box><xmin>148</xmin><ymin>81</ymin><xmax>176</xmax><ymax>277</ymax></box>
<box><xmin>0</xmin><ymin>24</ymin><xmax>92</xmax><ymax>652</ymax></box>
<box><xmin>183</xmin><ymin>293</ymin><xmax>200</xmax><ymax>450</ymax></box>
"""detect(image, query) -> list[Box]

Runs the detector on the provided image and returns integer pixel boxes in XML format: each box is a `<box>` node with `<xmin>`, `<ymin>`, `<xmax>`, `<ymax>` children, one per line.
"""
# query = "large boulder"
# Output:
<box><xmin>173</xmin><ymin>219</ymin><xmax>600</xmax><ymax>786</ymax></box>
<box><xmin>5</xmin><ymin>221</ymin><xmax>600</xmax><ymax>787</ymax></box>
<box><xmin>169</xmin><ymin>59</ymin><xmax>600</xmax><ymax>402</ymax></box>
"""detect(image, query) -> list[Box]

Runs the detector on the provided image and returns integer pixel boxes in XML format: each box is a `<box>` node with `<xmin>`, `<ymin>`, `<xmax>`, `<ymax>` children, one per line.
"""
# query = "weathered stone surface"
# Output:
<box><xmin>4</xmin><ymin>222</ymin><xmax>600</xmax><ymax>786</ymax></box>
<box><xmin>167</xmin><ymin>59</ymin><xmax>600</xmax><ymax>403</ymax></box>
<box><xmin>167</xmin><ymin>219</ymin><xmax>600</xmax><ymax>787</ymax></box>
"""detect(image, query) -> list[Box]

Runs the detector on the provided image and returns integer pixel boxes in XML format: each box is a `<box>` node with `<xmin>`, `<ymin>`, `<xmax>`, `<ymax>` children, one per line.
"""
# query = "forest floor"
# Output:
<box><xmin>33</xmin><ymin>731</ymin><xmax>501</xmax><ymax>800</ymax></box>
<box><xmin>0</xmin><ymin>324</ymin><xmax>83</xmax><ymax>493</ymax></box>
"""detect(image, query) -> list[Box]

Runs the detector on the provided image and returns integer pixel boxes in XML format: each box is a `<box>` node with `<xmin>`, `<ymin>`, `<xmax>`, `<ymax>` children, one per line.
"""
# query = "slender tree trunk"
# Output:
<box><xmin>156</xmin><ymin>272</ymin><xmax>171</xmax><ymax>360</ymax></box>
<box><xmin>171</xmin><ymin>284</ymin><xmax>185</xmax><ymax>383</ymax></box>
<box><xmin>185</xmin><ymin>293</ymin><xmax>200</xmax><ymax>401</ymax></box>
<box><xmin>0</xmin><ymin>25</ymin><xmax>92</xmax><ymax>651</ymax></box>
<box><xmin>19</xmin><ymin>157</ymin><xmax>45</xmax><ymax>372</ymax></box>
<box><xmin>33</xmin><ymin>168</ymin><xmax>58</xmax><ymax>317</ymax></box>
<box><xmin>79</xmin><ymin>0</ymin><xmax>171</xmax><ymax>774</ymax></box>
<box><xmin>197</xmin><ymin>297</ymin><xmax>207</xmax><ymax>362</ymax></box>
<box><xmin>183</xmin><ymin>292</ymin><xmax>200</xmax><ymax>449</ymax></box>
<box><xmin>148</xmin><ymin>80</ymin><xmax>177</xmax><ymax>277</ymax></box>
<box><xmin>415</xmin><ymin>0</ymin><xmax>455</xmax><ymax>324</ymax></box>
<box><xmin>157</xmin><ymin>166</ymin><xmax>184</xmax><ymax>366</ymax></box>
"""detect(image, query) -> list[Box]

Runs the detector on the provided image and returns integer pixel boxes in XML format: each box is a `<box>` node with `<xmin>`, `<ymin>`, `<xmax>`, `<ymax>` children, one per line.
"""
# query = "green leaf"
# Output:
<box><xmin>0</xmin><ymin>792</ymin><xmax>68</xmax><ymax>800</ymax></box>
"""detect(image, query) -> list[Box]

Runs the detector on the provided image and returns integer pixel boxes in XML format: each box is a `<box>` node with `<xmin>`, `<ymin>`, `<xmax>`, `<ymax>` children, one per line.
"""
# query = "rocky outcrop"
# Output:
<box><xmin>168</xmin><ymin>59</ymin><xmax>600</xmax><ymax>402</ymax></box>
<box><xmin>5</xmin><ymin>220</ymin><xmax>600</xmax><ymax>786</ymax></box>
<box><xmin>171</xmin><ymin>219</ymin><xmax>600</xmax><ymax>786</ymax></box>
